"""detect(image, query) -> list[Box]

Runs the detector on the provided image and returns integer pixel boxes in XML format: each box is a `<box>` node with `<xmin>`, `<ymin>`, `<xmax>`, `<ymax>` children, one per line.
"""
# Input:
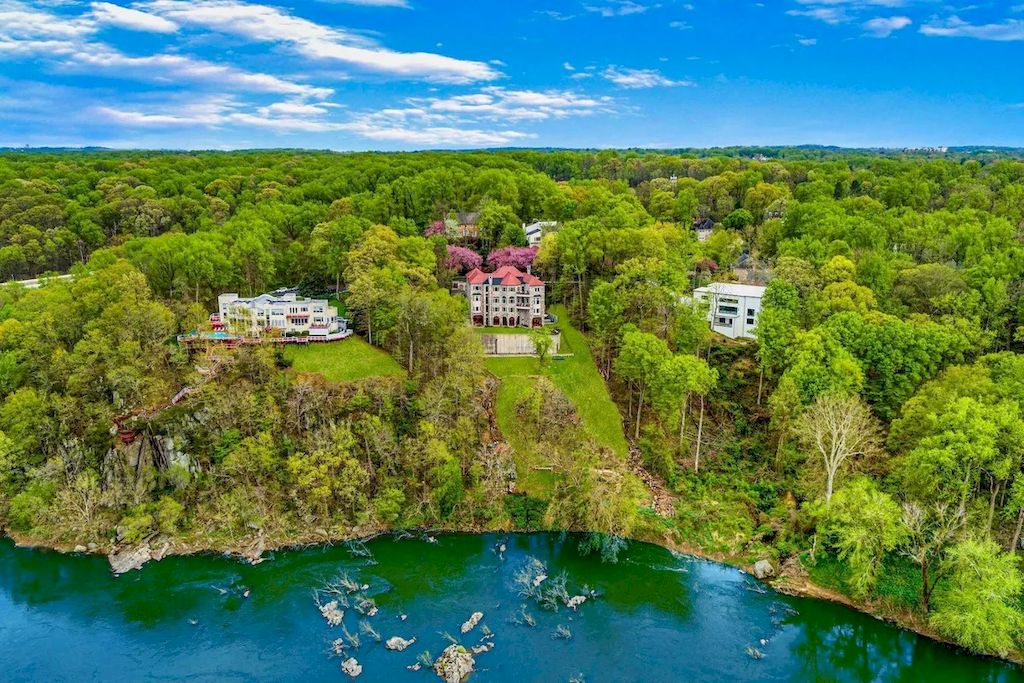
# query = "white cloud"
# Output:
<box><xmin>91</xmin><ymin>2</ymin><xmax>178</xmax><ymax>33</ymax></box>
<box><xmin>583</xmin><ymin>1</ymin><xmax>653</xmax><ymax>17</ymax></box>
<box><xmin>563</xmin><ymin>61</ymin><xmax>575</xmax><ymax>71</ymax></box>
<box><xmin>414</xmin><ymin>86</ymin><xmax>613</xmax><ymax>121</ymax></box>
<box><xmin>0</xmin><ymin>1</ymin><xmax>93</xmax><ymax>53</ymax></box>
<box><xmin>339</xmin><ymin>119</ymin><xmax>532</xmax><ymax>147</ymax></box>
<box><xmin>0</xmin><ymin>1</ymin><xmax>330</xmax><ymax>100</ymax></box>
<box><xmin>798</xmin><ymin>37</ymin><xmax>818</xmax><ymax>45</ymax></box>
<box><xmin>317</xmin><ymin>0</ymin><xmax>410</xmax><ymax>6</ymax></box>
<box><xmin>787</xmin><ymin>7</ymin><xmax>850</xmax><ymax>24</ymax></box>
<box><xmin>920</xmin><ymin>16</ymin><xmax>1024</xmax><ymax>41</ymax></box>
<box><xmin>601</xmin><ymin>66</ymin><xmax>693</xmax><ymax>88</ymax></box>
<box><xmin>143</xmin><ymin>0</ymin><xmax>501</xmax><ymax>83</ymax></box>
<box><xmin>787</xmin><ymin>0</ymin><xmax>914</xmax><ymax>26</ymax></box>
<box><xmin>65</xmin><ymin>45</ymin><xmax>333</xmax><ymax>99</ymax></box>
<box><xmin>863</xmin><ymin>15</ymin><xmax>911</xmax><ymax>37</ymax></box>
<box><xmin>259</xmin><ymin>101</ymin><xmax>337</xmax><ymax>117</ymax></box>
<box><xmin>96</xmin><ymin>96</ymin><xmax>346</xmax><ymax>132</ymax></box>
<box><xmin>335</xmin><ymin>84</ymin><xmax>614</xmax><ymax>147</ymax></box>
<box><xmin>793</xmin><ymin>0</ymin><xmax>910</xmax><ymax>8</ymax></box>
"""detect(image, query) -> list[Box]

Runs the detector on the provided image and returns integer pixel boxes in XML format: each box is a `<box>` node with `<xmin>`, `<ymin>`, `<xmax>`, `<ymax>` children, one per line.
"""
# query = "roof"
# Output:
<box><xmin>524</xmin><ymin>221</ymin><xmax>557</xmax><ymax>234</ymax></box>
<box><xmin>465</xmin><ymin>265</ymin><xmax>544</xmax><ymax>287</ymax></box>
<box><xmin>457</xmin><ymin>211</ymin><xmax>480</xmax><ymax>224</ymax></box>
<box><xmin>694</xmin><ymin>282</ymin><xmax>766</xmax><ymax>298</ymax></box>
<box><xmin>693</xmin><ymin>217</ymin><xmax>714</xmax><ymax>231</ymax></box>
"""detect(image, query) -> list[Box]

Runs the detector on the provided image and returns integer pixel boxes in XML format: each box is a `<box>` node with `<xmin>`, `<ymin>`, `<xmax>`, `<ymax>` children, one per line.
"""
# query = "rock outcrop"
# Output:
<box><xmin>341</xmin><ymin>657</ymin><xmax>362</xmax><ymax>678</ymax></box>
<box><xmin>753</xmin><ymin>560</ymin><xmax>774</xmax><ymax>580</ymax></box>
<box><xmin>385</xmin><ymin>636</ymin><xmax>416</xmax><ymax>652</ymax></box>
<box><xmin>108</xmin><ymin>543</ymin><xmax>156</xmax><ymax>575</ymax></box>
<box><xmin>460</xmin><ymin>611</ymin><xmax>483</xmax><ymax>634</ymax></box>
<box><xmin>434</xmin><ymin>645</ymin><xmax>474</xmax><ymax>683</ymax></box>
<box><xmin>319</xmin><ymin>600</ymin><xmax>344</xmax><ymax>627</ymax></box>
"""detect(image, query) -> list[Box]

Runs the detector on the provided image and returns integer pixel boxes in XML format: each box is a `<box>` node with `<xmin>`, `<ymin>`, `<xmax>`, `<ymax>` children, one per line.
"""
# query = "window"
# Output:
<box><xmin>718</xmin><ymin>305</ymin><xmax>739</xmax><ymax>315</ymax></box>
<box><xmin>746</xmin><ymin>318</ymin><xmax>755</xmax><ymax>326</ymax></box>
<box><xmin>716</xmin><ymin>317</ymin><xmax>729</xmax><ymax>325</ymax></box>
<box><xmin>747</xmin><ymin>308</ymin><xmax>756</xmax><ymax>317</ymax></box>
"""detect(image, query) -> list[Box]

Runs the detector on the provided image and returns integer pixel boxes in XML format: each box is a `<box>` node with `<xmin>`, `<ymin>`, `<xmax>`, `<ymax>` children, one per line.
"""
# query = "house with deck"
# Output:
<box><xmin>455</xmin><ymin>266</ymin><xmax>546</xmax><ymax>328</ymax></box>
<box><xmin>217</xmin><ymin>288</ymin><xmax>346</xmax><ymax>338</ymax></box>
<box><xmin>693</xmin><ymin>282</ymin><xmax>766</xmax><ymax>340</ymax></box>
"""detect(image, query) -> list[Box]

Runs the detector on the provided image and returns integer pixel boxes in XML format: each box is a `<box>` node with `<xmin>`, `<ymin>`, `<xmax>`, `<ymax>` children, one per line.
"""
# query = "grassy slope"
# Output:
<box><xmin>284</xmin><ymin>336</ymin><xmax>403</xmax><ymax>383</ymax></box>
<box><xmin>486</xmin><ymin>304</ymin><xmax>628</xmax><ymax>495</ymax></box>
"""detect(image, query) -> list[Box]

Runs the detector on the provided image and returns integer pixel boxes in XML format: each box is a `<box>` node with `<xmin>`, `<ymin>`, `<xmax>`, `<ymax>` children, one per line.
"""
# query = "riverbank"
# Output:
<box><xmin>641</xmin><ymin>526</ymin><xmax>1024</xmax><ymax>668</ymax></box>
<box><xmin>5</xmin><ymin>522</ymin><xmax>1021</xmax><ymax>669</ymax></box>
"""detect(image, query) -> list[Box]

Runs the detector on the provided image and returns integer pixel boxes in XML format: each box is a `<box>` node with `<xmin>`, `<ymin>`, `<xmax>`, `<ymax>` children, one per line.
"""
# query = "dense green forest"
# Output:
<box><xmin>3</xmin><ymin>148</ymin><xmax>1024</xmax><ymax>658</ymax></box>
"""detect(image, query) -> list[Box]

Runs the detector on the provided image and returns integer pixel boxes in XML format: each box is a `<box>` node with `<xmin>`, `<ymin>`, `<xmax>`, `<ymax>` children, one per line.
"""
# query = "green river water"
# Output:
<box><xmin>0</xmin><ymin>532</ymin><xmax>1020</xmax><ymax>682</ymax></box>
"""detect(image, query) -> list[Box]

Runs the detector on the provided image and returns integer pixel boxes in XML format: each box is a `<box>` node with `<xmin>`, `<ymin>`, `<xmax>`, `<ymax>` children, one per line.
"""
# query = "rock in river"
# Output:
<box><xmin>434</xmin><ymin>644</ymin><xmax>474</xmax><ymax>683</ymax></box>
<box><xmin>341</xmin><ymin>657</ymin><xmax>362</xmax><ymax>678</ymax></box>
<box><xmin>108</xmin><ymin>544</ymin><xmax>155</xmax><ymax>575</ymax></box>
<box><xmin>385</xmin><ymin>636</ymin><xmax>416</xmax><ymax>652</ymax></box>
<box><xmin>460</xmin><ymin>611</ymin><xmax>483</xmax><ymax>634</ymax></box>
<box><xmin>753</xmin><ymin>560</ymin><xmax>774</xmax><ymax>580</ymax></box>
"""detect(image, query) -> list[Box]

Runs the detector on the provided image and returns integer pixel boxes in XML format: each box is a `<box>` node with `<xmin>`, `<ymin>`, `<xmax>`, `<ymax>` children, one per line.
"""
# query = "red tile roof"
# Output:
<box><xmin>464</xmin><ymin>265</ymin><xmax>543</xmax><ymax>287</ymax></box>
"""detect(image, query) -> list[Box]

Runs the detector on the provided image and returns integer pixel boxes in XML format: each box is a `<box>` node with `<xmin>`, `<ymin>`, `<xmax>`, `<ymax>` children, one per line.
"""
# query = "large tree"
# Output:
<box><xmin>614</xmin><ymin>330</ymin><xmax>671</xmax><ymax>440</ymax></box>
<box><xmin>795</xmin><ymin>392</ymin><xmax>882</xmax><ymax>502</ymax></box>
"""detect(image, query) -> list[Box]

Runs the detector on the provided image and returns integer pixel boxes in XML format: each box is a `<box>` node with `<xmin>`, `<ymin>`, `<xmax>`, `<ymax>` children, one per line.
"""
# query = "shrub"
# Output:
<box><xmin>155</xmin><ymin>496</ymin><xmax>184</xmax><ymax>534</ymax></box>
<box><xmin>504</xmin><ymin>495</ymin><xmax>548</xmax><ymax>529</ymax></box>
<box><xmin>118</xmin><ymin>505</ymin><xmax>155</xmax><ymax>544</ymax></box>
<box><xmin>374</xmin><ymin>487</ymin><xmax>405</xmax><ymax>525</ymax></box>
<box><xmin>8</xmin><ymin>480</ymin><xmax>56</xmax><ymax>531</ymax></box>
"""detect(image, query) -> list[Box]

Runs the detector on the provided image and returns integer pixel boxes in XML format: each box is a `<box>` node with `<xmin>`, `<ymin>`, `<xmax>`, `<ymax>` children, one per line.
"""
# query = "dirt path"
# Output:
<box><xmin>627</xmin><ymin>447</ymin><xmax>676</xmax><ymax>517</ymax></box>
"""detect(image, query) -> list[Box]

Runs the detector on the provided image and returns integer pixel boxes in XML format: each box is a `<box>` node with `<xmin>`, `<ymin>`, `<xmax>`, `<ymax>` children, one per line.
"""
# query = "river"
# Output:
<box><xmin>0</xmin><ymin>533</ymin><xmax>1020</xmax><ymax>682</ymax></box>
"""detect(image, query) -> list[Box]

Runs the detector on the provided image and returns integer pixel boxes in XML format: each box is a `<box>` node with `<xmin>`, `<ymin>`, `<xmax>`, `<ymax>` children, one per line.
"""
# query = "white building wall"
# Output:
<box><xmin>694</xmin><ymin>284</ymin><xmax>764</xmax><ymax>340</ymax></box>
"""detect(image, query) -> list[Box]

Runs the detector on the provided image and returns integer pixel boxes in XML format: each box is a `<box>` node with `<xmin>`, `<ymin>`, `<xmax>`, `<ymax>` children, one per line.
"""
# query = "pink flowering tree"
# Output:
<box><xmin>486</xmin><ymin>246</ymin><xmax>538</xmax><ymax>271</ymax></box>
<box><xmin>695</xmin><ymin>258</ymin><xmax>719</xmax><ymax>274</ymax></box>
<box><xmin>446</xmin><ymin>245</ymin><xmax>482</xmax><ymax>273</ymax></box>
<box><xmin>424</xmin><ymin>220</ymin><xmax>446</xmax><ymax>238</ymax></box>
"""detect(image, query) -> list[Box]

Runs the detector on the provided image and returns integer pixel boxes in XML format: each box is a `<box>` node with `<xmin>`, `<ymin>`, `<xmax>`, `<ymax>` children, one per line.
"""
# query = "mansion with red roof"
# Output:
<box><xmin>458</xmin><ymin>266</ymin><xmax>546</xmax><ymax>328</ymax></box>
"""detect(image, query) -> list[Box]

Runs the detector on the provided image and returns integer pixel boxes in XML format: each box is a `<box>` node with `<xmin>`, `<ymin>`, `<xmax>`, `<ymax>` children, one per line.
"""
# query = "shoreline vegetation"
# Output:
<box><xmin>2</xmin><ymin>149</ymin><xmax>1024</xmax><ymax>667</ymax></box>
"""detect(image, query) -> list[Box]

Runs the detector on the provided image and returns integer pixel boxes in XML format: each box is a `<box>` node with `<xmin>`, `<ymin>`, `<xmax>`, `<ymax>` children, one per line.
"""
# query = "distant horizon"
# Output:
<box><xmin>1</xmin><ymin>1</ymin><xmax>1023</xmax><ymax>150</ymax></box>
<box><xmin>2</xmin><ymin>143</ymin><xmax>1023</xmax><ymax>155</ymax></box>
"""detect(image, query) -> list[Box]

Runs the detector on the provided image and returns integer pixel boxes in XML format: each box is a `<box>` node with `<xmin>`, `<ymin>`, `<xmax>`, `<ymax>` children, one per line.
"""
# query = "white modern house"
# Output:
<box><xmin>693</xmin><ymin>282</ymin><xmax>766</xmax><ymax>340</ymax></box>
<box><xmin>217</xmin><ymin>288</ymin><xmax>346</xmax><ymax>338</ymax></box>
<box><xmin>523</xmin><ymin>221</ymin><xmax>557</xmax><ymax>247</ymax></box>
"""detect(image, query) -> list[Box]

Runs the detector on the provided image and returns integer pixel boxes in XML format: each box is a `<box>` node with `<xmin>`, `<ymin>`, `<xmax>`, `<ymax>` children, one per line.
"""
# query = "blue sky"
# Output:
<box><xmin>0</xmin><ymin>0</ymin><xmax>1022</xmax><ymax>150</ymax></box>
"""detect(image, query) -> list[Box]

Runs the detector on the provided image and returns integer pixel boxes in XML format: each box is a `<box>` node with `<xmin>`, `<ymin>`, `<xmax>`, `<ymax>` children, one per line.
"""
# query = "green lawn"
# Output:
<box><xmin>486</xmin><ymin>304</ymin><xmax>628</xmax><ymax>495</ymax></box>
<box><xmin>284</xmin><ymin>336</ymin><xmax>403</xmax><ymax>383</ymax></box>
